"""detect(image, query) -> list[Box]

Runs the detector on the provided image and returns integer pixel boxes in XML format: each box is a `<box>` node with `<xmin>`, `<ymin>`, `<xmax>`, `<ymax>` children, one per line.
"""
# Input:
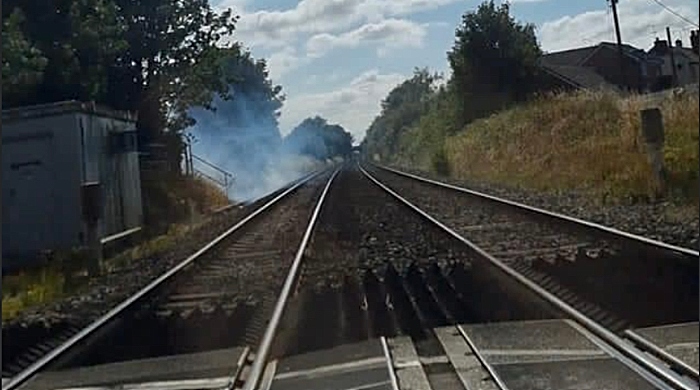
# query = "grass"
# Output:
<box><xmin>442</xmin><ymin>89</ymin><xmax>699</xmax><ymax>204</ymax></box>
<box><xmin>180</xmin><ymin>177</ymin><xmax>231</xmax><ymax>214</ymax></box>
<box><xmin>2</xmin><ymin>176</ymin><xmax>231</xmax><ymax>323</ymax></box>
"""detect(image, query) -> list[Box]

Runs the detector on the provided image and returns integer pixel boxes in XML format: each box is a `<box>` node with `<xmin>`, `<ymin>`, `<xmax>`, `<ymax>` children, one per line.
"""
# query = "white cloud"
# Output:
<box><xmin>217</xmin><ymin>0</ymin><xmax>462</xmax><ymax>49</ymax></box>
<box><xmin>306</xmin><ymin>19</ymin><xmax>428</xmax><ymax>58</ymax></box>
<box><xmin>279</xmin><ymin>70</ymin><xmax>406</xmax><ymax>140</ymax></box>
<box><xmin>266</xmin><ymin>46</ymin><xmax>310</xmax><ymax>79</ymax></box>
<box><xmin>539</xmin><ymin>0</ymin><xmax>699</xmax><ymax>52</ymax></box>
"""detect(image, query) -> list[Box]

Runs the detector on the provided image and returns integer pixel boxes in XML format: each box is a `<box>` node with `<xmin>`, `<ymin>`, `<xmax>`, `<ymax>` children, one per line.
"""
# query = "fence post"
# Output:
<box><xmin>640</xmin><ymin>108</ymin><xmax>668</xmax><ymax>197</ymax></box>
<box><xmin>81</xmin><ymin>182</ymin><xmax>104</xmax><ymax>275</ymax></box>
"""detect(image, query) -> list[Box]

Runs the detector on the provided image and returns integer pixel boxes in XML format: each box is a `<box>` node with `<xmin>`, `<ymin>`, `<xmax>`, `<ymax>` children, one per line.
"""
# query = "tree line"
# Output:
<box><xmin>284</xmin><ymin>116</ymin><xmax>354</xmax><ymax>160</ymax></box>
<box><xmin>362</xmin><ymin>1</ymin><xmax>543</xmax><ymax>170</ymax></box>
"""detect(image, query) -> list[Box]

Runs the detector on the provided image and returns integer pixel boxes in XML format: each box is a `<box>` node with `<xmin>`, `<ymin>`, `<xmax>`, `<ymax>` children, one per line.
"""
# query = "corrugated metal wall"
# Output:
<box><xmin>2</xmin><ymin>103</ymin><xmax>142</xmax><ymax>261</ymax></box>
<box><xmin>2</xmin><ymin>114</ymin><xmax>82</xmax><ymax>259</ymax></box>
<box><xmin>77</xmin><ymin>113</ymin><xmax>143</xmax><ymax>239</ymax></box>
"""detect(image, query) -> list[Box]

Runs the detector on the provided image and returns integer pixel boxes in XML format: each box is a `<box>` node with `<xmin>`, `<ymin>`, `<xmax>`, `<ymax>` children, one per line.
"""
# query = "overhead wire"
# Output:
<box><xmin>648</xmin><ymin>0</ymin><xmax>699</xmax><ymax>28</ymax></box>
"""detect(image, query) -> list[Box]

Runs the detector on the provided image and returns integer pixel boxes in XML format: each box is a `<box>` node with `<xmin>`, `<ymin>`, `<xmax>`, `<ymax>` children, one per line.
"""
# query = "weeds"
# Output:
<box><xmin>2</xmin><ymin>176</ymin><xmax>231</xmax><ymax>322</ymax></box>
<box><xmin>441</xmin><ymin>90</ymin><xmax>698</xmax><ymax>204</ymax></box>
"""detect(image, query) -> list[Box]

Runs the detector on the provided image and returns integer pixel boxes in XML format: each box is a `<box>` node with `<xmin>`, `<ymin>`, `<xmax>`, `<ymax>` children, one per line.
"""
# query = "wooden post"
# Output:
<box><xmin>666</xmin><ymin>27</ymin><xmax>679</xmax><ymax>87</ymax></box>
<box><xmin>81</xmin><ymin>182</ymin><xmax>104</xmax><ymax>275</ymax></box>
<box><xmin>85</xmin><ymin>221</ymin><xmax>102</xmax><ymax>275</ymax></box>
<box><xmin>610</xmin><ymin>0</ymin><xmax>626</xmax><ymax>88</ymax></box>
<box><xmin>640</xmin><ymin>108</ymin><xmax>667</xmax><ymax>197</ymax></box>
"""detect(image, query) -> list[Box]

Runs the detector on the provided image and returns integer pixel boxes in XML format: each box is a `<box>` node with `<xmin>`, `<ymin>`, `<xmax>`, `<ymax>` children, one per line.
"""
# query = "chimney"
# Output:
<box><xmin>691</xmin><ymin>30</ymin><xmax>699</xmax><ymax>54</ymax></box>
<box><xmin>654</xmin><ymin>38</ymin><xmax>669</xmax><ymax>52</ymax></box>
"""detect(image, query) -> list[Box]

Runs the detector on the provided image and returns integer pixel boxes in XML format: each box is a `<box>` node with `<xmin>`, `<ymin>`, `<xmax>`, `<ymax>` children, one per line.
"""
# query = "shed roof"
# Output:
<box><xmin>2</xmin><ymin>100</ymin><xmax>137</xmax><ymax>123</ymax></box>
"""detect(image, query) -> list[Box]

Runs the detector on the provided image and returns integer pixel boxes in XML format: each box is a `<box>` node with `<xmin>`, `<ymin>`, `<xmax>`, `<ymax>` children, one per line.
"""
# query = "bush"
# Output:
<box><xmin>430</xmin><ymin>145</ymin><xmax>451</xmax><ymax>176</ymax></box>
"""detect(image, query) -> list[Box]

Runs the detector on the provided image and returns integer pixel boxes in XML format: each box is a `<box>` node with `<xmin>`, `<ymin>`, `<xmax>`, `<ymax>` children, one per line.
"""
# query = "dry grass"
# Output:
<box><xmin>177</xmin><ymin>176</ymin><xmax>231</xmax><ymax>214</ymax></box>
<box><xmin>445</xmin><ymin>90</ymin><xmax>699</xmax><ymax>204</ymax></box>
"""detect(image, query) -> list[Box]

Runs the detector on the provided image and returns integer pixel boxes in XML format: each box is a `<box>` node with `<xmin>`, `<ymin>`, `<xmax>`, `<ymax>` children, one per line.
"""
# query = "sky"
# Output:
<box><xmin>211</xmin><ymin>0</ymin><xmax>699</xmax><ymax>143</ymax></box>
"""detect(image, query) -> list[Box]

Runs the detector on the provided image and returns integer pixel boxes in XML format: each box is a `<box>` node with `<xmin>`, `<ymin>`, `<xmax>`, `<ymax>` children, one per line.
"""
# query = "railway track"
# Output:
<box><xmin>3</xmin><ymin>162</ymin><xmax>698</xmax><ymax>390</ymax></box>
<box><xmin>2</xmin><ymin>168</ymin><xmax>335</xmax><ymax>389</ymax></box>
<box><xmin>365</xmin><ymin>163</ymin><xmax>698</xmax><ymax>328</ymax></box>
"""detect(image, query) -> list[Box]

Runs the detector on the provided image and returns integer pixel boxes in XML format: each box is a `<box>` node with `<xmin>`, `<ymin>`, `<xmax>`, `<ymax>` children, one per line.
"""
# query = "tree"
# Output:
<box><xmin>1</xmin><ymin>1</ymin><xmax>126</xmax><ymax>108</ymax></box>
<box><xmin>363</xmin><ymin>68</ymin><xmax>441</xmax><ymax>160</ymax></box>
<box><xmin>103</xmin><ymin>0</ymin><xmax>238</xmax><ymax>144</ymax></box>
<box><xmin>447</xmin><ymin>1</ymin><xmax>541</xmax><ymax>125</ymax></box>
<box><xmin>284</xmin><ymin>116</ymin><xmax>353</xmax><ymax>160</ymax></box>
<box><xmin>2</xmin><ymin>0</ymin><xmax>239</xmax><ymax>173</ymax></box>
<box><xmin>1</xmin><ymin>8</ymin><xmax>48</xmax><ymax>104</ymax></box>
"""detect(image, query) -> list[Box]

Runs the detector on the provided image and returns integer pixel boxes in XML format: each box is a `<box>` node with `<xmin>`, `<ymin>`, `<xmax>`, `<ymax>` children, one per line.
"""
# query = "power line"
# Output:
<box><xmin>648</xmin><ymin>0</ymin><xmax>700</xmax><ymax>28</ymax></box>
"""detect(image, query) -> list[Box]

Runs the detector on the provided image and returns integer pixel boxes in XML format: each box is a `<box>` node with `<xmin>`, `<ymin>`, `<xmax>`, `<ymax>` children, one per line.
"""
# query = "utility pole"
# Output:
<box><xmin>610</xmin><ymin>0</ymin><xmax>626</xmax><ymax>89</ymax></box>
<box><xmin>666</xmin><ymin>27</ymin><xmax>678</xmax><ymax>87</ymax></box>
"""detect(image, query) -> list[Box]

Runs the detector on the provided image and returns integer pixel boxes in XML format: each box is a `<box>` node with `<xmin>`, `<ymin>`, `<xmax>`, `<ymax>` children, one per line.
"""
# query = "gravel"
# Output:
<box><xmin>363</xmin><ymin>164</ymin><xmax>698</xmax><ymax>328</ymax></box>
<box><xmin>301</xmin><ymin>166</ymin><xmax>473</xmax><ymax>290</ymax></box>
<box><xmin>376</xmin><ymin>164</ymin><xmax>698</xmax><ymax>251</ymax></box>
<box><xmin>162</xmin><ymin>176</ymin><xmax>325</xmax><ymax>309</ymax></box>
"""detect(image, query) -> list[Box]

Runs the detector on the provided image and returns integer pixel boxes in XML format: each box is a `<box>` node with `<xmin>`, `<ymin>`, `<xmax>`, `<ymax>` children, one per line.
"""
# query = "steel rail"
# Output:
<box><xmin>379</xmin><ymin>336</ymin><xmax>401</xmax><ymax>390</ymax></box>
<box><xmin>226</xmin><ymin>347</ymin><xmax>252</xmax><ymax>390</ymax></box>
<box><xmin>359</xmin><ymin>164</ymin><xmax>697</xmax><ymax>390</ymax></box>
<box><xmin>372</xmin><ymin>163</ymin><xmax>699</xmax><ymax>258</ymax></box>
<box><xmin>241</xmin><ymin>168</ymin><xmax>341</xmax><ymax>390</ymax></box>
<box><xmin>3</xmin><ymin>169</ymin><xmax>327</xmax><ymax>390</ymax></box>
<box><xmin>624</xmin><ymin>329</ymin><xmax>700</xmax><ymax>380</ymax></box>
<box><xmin>456</xmin><ymin>325</ymin><xmax>510</xmax><ymax>390</ymax></box>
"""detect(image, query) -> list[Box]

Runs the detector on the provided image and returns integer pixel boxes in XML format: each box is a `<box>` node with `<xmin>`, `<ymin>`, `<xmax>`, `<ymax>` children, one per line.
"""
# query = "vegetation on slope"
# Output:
<box><xmin>445</xmin><ymin>91</ymin><xmax>699</xmax><ymax>203</ymax></box>
<box><xmin>362</xmin><ymin>1</ymin><xmax>699</xmax><ymax>205</ymax></box>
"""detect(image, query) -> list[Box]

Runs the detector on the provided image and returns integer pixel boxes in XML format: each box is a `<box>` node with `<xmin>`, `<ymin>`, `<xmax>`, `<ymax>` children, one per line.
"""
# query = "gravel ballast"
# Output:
<box><xmin>300</xmin><ymin>166</ymin><xmax>473</xmax><ymax>289</ymax></box>
<box><xmin>376</xmin><ymin>164</ymin><xmax>698</xmax><ymax>251</ymax></box>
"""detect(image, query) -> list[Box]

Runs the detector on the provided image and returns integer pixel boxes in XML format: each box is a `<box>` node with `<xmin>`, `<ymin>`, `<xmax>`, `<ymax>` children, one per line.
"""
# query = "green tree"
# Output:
<box><xmin>1</xmin><ymin>8</ymin><xmax>48</xmax><ymax>104</ymax></box>
<box><xmin>363</xmin><ymin>67</ymin><xmax>441</xmax><ymax>160</ymax></box>
<box><xmin>2</xmin><ymin>0</ymin><xmax>243</xmax><ymax>229</ymax></box>
<box><xmin>447</xmin><ymin>0</ymin><xmax>541</xmax><ymax>125</ymax></box>
<box><xmin>2</xmin><ymin>0</ymin><xmax>127</xmax><ymax>107</ymax></box>
<box><xmin>1</xmin><ymin>0</ymin><xmax>238</xmax><ymax>143</ymax></box>
<box><xmin>284</xmin><ymin>116</ymin><xmax>353</xmax><ymax>160</ymax></box>
<box><xmin>104</xmin><ymin>0</ymin><xmax>238</xmax><ymax>145</ymax></box>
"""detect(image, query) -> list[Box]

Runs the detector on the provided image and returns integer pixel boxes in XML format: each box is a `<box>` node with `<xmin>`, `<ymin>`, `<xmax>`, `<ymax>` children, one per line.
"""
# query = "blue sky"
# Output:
<box><xmin>212</xmin><ymin>0</ymin><xmax>699</xmax><ymax>142</ymax></box>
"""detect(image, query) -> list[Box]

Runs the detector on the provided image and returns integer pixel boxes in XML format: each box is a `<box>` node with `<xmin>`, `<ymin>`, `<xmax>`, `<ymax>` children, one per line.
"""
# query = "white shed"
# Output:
<box><xmin>2</xmin><ymin>101</ymin><xmax>143</xmax><ymax>265</ymax></box>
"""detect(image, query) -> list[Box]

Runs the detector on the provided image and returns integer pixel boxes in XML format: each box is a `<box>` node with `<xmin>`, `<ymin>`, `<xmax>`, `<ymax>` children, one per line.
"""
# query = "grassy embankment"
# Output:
<box><xmin>396</xmin><ymin>90</ymin><xmax>699</xmax><ymax>205</ymax></box>
<box><xmin>2</xmin><ymin>177</ymin><xmax>230</xmax><ymax>322</ymax></box>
